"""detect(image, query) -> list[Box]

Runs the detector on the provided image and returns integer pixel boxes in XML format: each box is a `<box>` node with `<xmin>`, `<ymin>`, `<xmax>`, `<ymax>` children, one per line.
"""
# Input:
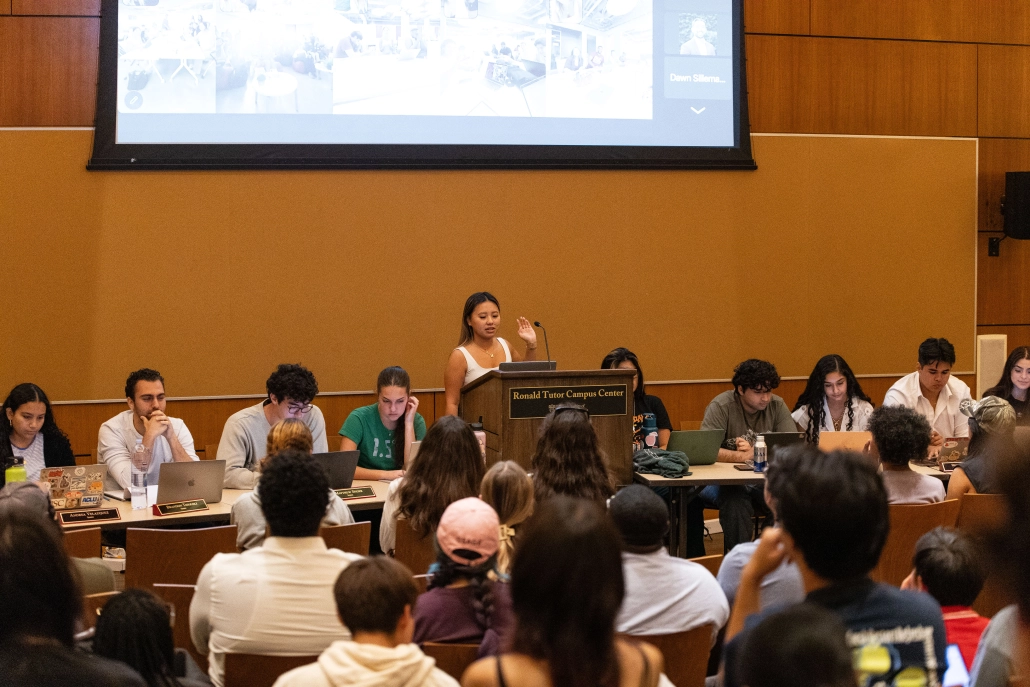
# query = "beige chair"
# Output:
<box><xmin>319</xmin><ymin>522</ymin><xmax>371</xmax><ymax>556</ymax></box>
<box><xmin>151</xmin><ymin>583</ymin><xmax>205</xmax><ymax>672</ymax></box>
<box><xmin>223</xmin><ymin>653</ymin><xmax>319</xmax><ymax>687</ymax></box>
<box><xmin>326</xmin><ymin>435</ymin><xmax>344</xmax><ymax>452</ymax></box>
<box><xmin>623</xmin><ymin>624</ymin><xmax>715</xmax><ymax>687</ymax></box>
<box><xmin>394</xmin><ymin>521</ymin><xmax>436</xmax><ymax>575</ymax></box>
<box><xmin>870</xmin><ymin>500</ymin><xmax>961</xmax><ymax>587</ymax></box>
<box><xmin>688</xmin><ymin>553</ymin><xmax>723</xmax><ymax>578</ymax></box>
<box><xmin>125</xmin><ymin>525</ymin><xmax>238</xmax><ymax>589</ymax></box>
<box><xmin>64</xmin><ymin>526</ymin><xmax>102</xmax><ymax>559</ymax></box>
<box><xmin>421</xmin><ymin>642</ymin><xmax>480</xmax><ymax>681</ymax></box>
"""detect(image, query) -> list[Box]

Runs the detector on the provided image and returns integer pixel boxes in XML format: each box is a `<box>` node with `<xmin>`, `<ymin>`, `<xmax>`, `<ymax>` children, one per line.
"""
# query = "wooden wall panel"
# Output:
<box><xmin>977</xmin><ymin>325</ymin><xmax>1030</xmax><ymax>349</ymax></box>
<box><xmin>1</xmin><ymin>1</ymin><xmax>9</xmax><ymax>16</ymax></box>
<box><xmin>977</xmin><ymin>1</ymin><xmax>1030</xmax><ymax>46</ymax></box>
<box><xmin>746</xmin><ymin>35</ymin><xmax>978</xmax><ymax>136</ymax></box>
<box><xmin>977</xmin><ymin>234</ymin><xmax>1030</xmax><ymax>325</ymax></box>
<box><xmin>810</xmin><ymin>0</ymin><xmax>977</xmax><ymax>42</ymax></box>
<box><xmin>743</xmin><ymin>0</ymin><xmax>808</xmax><ymax>35</ymax></box>
<box><xmin>0</xmin><ymin>17</ymin><xmax>98</xmax><ymax>126</ymax></box>
<box><xmin>12</xmin><ymin>0</ymin><xmax>100</xmax><ymax>15</ymax></box>
<box><xmin>978</xmin><ymin>45</ymin><xmax>1030</xmax><ymax>139</ymax></box>
<box><xmin>978</xmin><ymin>138</ymin><xmax>1030</xmax><ymax>234</ymax></box>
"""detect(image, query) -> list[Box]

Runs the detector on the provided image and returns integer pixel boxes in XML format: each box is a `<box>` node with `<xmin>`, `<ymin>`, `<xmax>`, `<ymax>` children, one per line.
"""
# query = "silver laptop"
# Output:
<box><xmin>311</xmin><ymin>451</ymin><xmax>360</xmax><ymax>489</ymax></box>
<box><xmin>156</xmin><ymin>460</ymin><xmax>226</xmax><ymax>504</ymax></box>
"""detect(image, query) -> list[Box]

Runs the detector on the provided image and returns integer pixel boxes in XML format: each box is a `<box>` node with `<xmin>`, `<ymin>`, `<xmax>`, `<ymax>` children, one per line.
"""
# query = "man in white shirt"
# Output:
<box><xmin>97</xmin><ymin>368</ymin><xmax>199</xmax><ymax>491</ymax></box>
<box><xmin>217</xmin><ymin>363</ymin><xmax>328</xmax><ymax>489</ymax></box>
<box><xmin>610</xmin><ymin>485</ymin><xmax>728</xmax><ymax>642</ymax></box>
<box><xmin>884</xmin><ymin>338</ymin><xmax>972</xmax><ymax>454</ymax></box>
<box><xmin>190</xmin><ymin>448</ymin><xmax>362</xmax><ymax>687</ymax></box>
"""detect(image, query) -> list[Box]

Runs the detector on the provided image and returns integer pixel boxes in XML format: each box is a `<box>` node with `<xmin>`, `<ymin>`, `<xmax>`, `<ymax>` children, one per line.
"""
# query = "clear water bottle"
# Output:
<box><xmin>753</xmin><ymin>435</ymin><xmax>767</xmax><ymax>473</ymax></box>
<box><xmin>5</xmin><ymin>456</ymin><xmax>27</xmax><ymax>483</ymax></box>
<box><xmin>130</xmin><ymin>442</ymin><xmax>150</xmax><ymax>510</ymax></box>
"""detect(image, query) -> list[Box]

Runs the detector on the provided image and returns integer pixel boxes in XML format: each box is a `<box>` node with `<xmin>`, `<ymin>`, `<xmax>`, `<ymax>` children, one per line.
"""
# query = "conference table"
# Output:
<box><xmin>634</xmin><ymin>462</ymin><xmax>952</xmax><ymax>558</ymax></box>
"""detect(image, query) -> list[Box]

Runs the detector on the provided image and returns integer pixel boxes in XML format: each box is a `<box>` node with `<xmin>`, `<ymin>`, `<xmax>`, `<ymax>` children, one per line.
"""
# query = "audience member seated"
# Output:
<box><xmin>699</xmin><ymin>359</ymin><xmax>795</xmax><ymax>552</ymax></box>
<box><xmin>737</xmin><ymin>603</ymin><xmax>857</xmax><ymax>687</ymax></box>
<box><xmin>274</xmin><ymin>557</ymin><xmax>459</xmax><ymax>687</ymax></box>
<box><xmin>380</xmin><ymin>416</ymin><xmax>484</xmax><ymax>556</ymax></box>
<box><xmin>0</xmin><ymin>511</ymin><xmax>146</xmax><ymax>686</ymax></box>
<box><xmin>946</xmin><ymin>396</ymin><xmax>1017</xmax><ymax>500</ymax></box>
<box><xmin>340</xmin><ymin>366</ymin><xmax>427</xmax><ymax>482</ymax></box>
<box><xmin>98</xmin><ymin>368</ymin><xmax>199</xmax><ymax>492</ymax></box>
<box><xmin>722</xmin><ymin>447</ymin><xmax>947</xmax><ymax>687</ymax></box>
<box><xmin>717</xmin><ymin>448</ymin><xmax>805</xmax><ymax>612</ymax></box>
<box><xmin>479</xmin><ymin>461</ymin><xmax>533</xmax><ymax>577</ymax></box>
<box><xmin>901</xmin><ymin>527</ymin><xmax>989</xmax><ymax>671</ymax></box>
<box><xmin>218</xmin><ymin>363</ymin><xmax>327</xmax><ymax>489</ymax></box>
<box><xmin>93</xmin><ymin>588</ymin><xmax>209</xmax><ymax>687</ymax></box>
<box><xmin>791</xmin><ymin>354</ymin><xmax>874</xmax><ymax>443</ymax></box>
<box><xmin>867</xmin><ymin>405</ymin><xmax>946</xmax><ymax>504</ymax></box>
<box><xmin>462</xmin><ymin>496</ymin><xmax>672</xmax><ymax>687</ymax></box>
<box><xmin>601</xmin><ymin>348</ymin><xmax>673</xmax><ymax>450</ymax></box>
<box><xmin>190</xmin><ymin>449</ymin><xmax>362</xmax><ymax>687</ymax></box>
<box><xmin>610</xmin><ymin>485</ymin><xmax>728</xmax><ymax>640</ymax></box>
<box><xmin>981</xmin><ymin>345</ymin><xmax>1030</xmax><ymax>426</ymax></box>
<box><xmin>969</xmin><ymin>605</ymin><xmax>1019</xmax><ymax>687</ymax></box>
<box><xmin>412</xmin><ymin>497</ymin><xmax>514</xmax><ymax>657</ymax></box>
<box><xmin>231</xmin><ymin>420</ymin><xmax>354</xmax><ymax>550</ymax></box>
<box><xmin>530</xmin><ymin>403</ymin><xmax>615</xmax><ymax>507</ymax></box>
<box><xmin>884</xmin><ymin>337</ymin><xmax>973</xmax><ymax>452</ymax></box>
<box><xmin>1</xmin><ymin>382</ymin><xmax>75</xmax><ymax>487</ymax></box>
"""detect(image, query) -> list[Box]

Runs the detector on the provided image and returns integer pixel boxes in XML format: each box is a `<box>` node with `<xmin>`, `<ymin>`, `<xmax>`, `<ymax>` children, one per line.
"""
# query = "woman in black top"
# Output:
<box><xmin>1</xmin><ymin>383</ymin><xmax>75</xmax><ymax>487</ymax></box>
<box><xmin>982</xmin><ymin>345</ymin><xmax>1030</xmax><ymax>426</ymax></box>
<box><xmin>601</xmin><ymin>348</ymin><xmax>672</xmax><ymax>450</ymax></box>
<box><xmin>946</xmin><ymin>396</ymin><xmax>1017</xmax><ymax>499</ymax></box>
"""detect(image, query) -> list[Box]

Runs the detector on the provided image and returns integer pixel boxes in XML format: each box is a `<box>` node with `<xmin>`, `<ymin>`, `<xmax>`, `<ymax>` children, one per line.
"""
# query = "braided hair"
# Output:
<box><xmin>427</xmin><ymin>552</ymin><xmax>498</xmax><ymax>632</ymax></box>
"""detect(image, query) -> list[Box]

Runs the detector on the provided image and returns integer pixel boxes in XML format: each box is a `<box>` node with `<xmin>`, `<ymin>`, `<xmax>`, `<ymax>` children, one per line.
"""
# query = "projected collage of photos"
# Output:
<box><xmin>117</xmin><ymin>0</ymin><xmax>652</xmax><ymax>119</ymax></box>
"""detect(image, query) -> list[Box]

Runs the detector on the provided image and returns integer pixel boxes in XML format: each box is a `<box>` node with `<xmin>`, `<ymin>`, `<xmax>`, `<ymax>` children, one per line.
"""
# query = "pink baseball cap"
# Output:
<box><xmin>436</xmin><ymin>497</ymin><xmax>500</xmax><ymax>567</ymax></box>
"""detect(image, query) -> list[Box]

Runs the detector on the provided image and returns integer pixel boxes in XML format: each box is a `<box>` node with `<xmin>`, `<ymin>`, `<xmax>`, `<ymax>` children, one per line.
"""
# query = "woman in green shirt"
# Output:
<box><xmin>340</xmin><ymin>367</ymin><xmax>427</xmax><ymax>480</ymax></box>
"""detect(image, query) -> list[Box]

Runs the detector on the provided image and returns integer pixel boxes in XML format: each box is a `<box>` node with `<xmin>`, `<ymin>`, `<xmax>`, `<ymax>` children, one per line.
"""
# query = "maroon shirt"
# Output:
<box><xmin>412</xmin><ymin>581</ymin><xmax>514</xmax><ymax>657</ymax></box>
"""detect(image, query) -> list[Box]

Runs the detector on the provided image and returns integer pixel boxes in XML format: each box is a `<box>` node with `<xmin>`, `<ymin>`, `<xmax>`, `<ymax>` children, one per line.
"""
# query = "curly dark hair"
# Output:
<box><xmin>0</xmin><ymin>383</ymin><xmax>73</xmax><ymax>470</ymax></box>
<box><xmin>258</xmin><ymin>448</ymin><xmax>330</xmax><ymax>537</ymax></box>
<box><xmin>398</xmin><ymin>416</ymin><xmax>484</xmax><ymax>539</ymax></box>
<box><xmin>918</xmin><ymin>338</ymin><xmax>956</xmax><ymax>366</ymax></box>
<box><xmin>600</xmin><ymin>347</ymin><xmax>646</xmax><ymax>406</ymax></box>
<box><xmin>732</xmin><ymin>359</ymin><xmax>781</xmax><ymax>393</ymax></box>
<box><xmin>868</xmin><ymin>405</ymin><xmax>931</xmax><ymax>466</ymax></box>
<box><xmin>93</xmin><ymin>589</ymin><xmax>183</xmax><ymax>687</ymax></box>
<box><xmin>912</xmin><ymin>527</ymin><xmax>986</xmax><ymax>607</ymax></box>
<box><xmin>793</xmin><ymin>355</ymin><xmax>873</xmax><ymax>444</ymax></box>
<box><xmin>427</xmin><ymin>550</ymin><xmax>498</xmax><ymax>633</ymax></box>
<box><xmin>266</xmin><ymin>364</ymin><xmax>319</xmax><ymax>405</ymax></box>
<box><xmin>531</xmin><ymin>404</ymin><xmax>615</xmax><ymax>507</ymax></box>
<box><xmin>125</xmin><ymin>368</ymin><xmax>164</xmax><ymax>400</ymax></box>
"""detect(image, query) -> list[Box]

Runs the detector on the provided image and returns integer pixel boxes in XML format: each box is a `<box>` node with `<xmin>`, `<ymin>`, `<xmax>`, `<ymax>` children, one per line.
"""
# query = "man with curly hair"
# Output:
<box><xmin>217</xmin><ymin>364</ymin><xmax>328</xmax><ymax>488</ymax></box>
<box><xmin>698</xmin><ymin>359</ymin><xmax>797</xmax><ymax>552</ymax></box>
<box><xmin>867</xmin><ymin>405</ymin><xmax>945</xmax><ymax>504</ymax></box>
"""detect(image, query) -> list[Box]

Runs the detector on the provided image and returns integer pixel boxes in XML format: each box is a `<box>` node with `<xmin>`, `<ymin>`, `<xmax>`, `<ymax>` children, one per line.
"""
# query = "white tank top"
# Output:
<box><xmin>457</xmin><ymin>338</ymin><xmax>513</xmax><ymax>385</ymax></box>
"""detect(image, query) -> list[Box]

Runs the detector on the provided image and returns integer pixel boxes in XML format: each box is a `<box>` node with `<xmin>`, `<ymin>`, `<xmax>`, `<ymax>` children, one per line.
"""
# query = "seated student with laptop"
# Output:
<box><xmin>698</xmin><ymin>359</ymin><xmax>797</xmax><ymax>553</ymax></box>
<box><xmin>98</xmin><ymin>368</ymin><xmax>199</xmax><ymax>493</ymax></box>
<box><xmin>600</xmin><ymin>348</ymin><xmax>673</xmax><ymax>450</ymax></box>
<box><xmin>884</xmin><ymin>337</ymin><xmax>973</xmax><ymax>455</ymax></box>
<box><xmin>791</xmin><ymin>354</ymin><xmax>874</xmax><ymax>444</ymax></box>
<box><xmin>1</xmin><ymin>383</ymin><xmax>76</xmax><ymax>487</ymax></box>
<box><xmin>217</xmin><ymin>363</ymin><xmax>328</xmax><ymax>489</ymax></box>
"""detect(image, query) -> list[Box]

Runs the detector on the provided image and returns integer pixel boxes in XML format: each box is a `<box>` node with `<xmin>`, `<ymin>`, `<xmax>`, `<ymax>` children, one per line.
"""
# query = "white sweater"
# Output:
<box><xmin>273</xmin><ymin>641</ymin><xmax>459</xmax><ymax>687</ymax></box>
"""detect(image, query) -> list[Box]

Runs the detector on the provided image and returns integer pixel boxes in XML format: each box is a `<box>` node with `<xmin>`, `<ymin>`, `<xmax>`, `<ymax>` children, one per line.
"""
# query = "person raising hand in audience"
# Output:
<box><xmin>982</xmin><ymin>345</ymin><xmax>1030</xmax><ymax>425</ymax></box>
<box><xmin>792</xmin><ymin>354</ymin><xmax>874</xmax><ymax>444</ymax></box>
<box><xmin>444</xmin><ymin>292</ymin><xmax>537</xmax><ymax>417</ymax></box>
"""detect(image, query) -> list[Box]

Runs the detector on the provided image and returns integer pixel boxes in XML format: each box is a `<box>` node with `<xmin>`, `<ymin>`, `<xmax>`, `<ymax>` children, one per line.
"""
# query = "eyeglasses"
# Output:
<box><xmin>287</xmin><ymin>402</ymin><xmax>313</xmax><ymax>414</ymax></box>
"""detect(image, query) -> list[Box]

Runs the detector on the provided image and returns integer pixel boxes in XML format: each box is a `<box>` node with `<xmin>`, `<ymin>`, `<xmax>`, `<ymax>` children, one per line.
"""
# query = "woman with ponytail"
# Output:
<box><xmin>479</xmin><ymin>461</ymin><xmax>533</xmax><ymax>576</ymax></box>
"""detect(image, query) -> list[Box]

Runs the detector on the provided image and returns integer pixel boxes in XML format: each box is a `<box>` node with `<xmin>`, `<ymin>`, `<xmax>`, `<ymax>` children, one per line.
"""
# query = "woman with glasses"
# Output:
<box><xmin>530</xmin><ymin>403</ymin><xmax>615</xmax><ymax>507</ymax></box>
<box><xmin>601</xmin><ymin>348</ymin><xmax>672</xmax><ymax>450</ymax></box>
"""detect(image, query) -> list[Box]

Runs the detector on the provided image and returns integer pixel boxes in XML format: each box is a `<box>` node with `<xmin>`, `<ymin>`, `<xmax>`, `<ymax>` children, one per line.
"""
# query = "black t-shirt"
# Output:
<box><xmin>982</xmin><ymin>386</ymin><xmax>1030</xmax><ymax>426</ymax></box>
<box><xmin>0</xmin><ymin>643</ymin><xmax>147</xmax><ymax>687</ymax></box>
<box><xmin>632</xmin><ymin>394</ymin><xmax>672</xmax><ymax>449</ymax></box>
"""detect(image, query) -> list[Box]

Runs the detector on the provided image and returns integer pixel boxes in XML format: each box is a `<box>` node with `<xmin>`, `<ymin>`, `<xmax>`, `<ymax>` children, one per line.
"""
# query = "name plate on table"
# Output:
<box><xmin>60</xmin><ymin>508</ymin><xmax>121</xmax><ymax>525</ymax></box>
<box><xmin>509</xmin><ymin>384</ymin><xmax>629</xmax><ymax>420</ymax></box>
<box><xmin>152</xmin><ymin>499</ymin><xmax>208</xmax><ymax>516</ymax></box>
<box><xmin>335</xmin><ymin>486</ymin><xmax>376</xmax><ymax>500</ymax></box>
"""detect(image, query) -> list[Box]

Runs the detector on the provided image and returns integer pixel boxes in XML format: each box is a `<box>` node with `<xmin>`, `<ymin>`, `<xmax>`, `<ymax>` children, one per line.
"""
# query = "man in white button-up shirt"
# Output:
<box><xmin>883</xmin><ymin>338</ymin><xmax>972</xmax><ymax>454</ymax></box>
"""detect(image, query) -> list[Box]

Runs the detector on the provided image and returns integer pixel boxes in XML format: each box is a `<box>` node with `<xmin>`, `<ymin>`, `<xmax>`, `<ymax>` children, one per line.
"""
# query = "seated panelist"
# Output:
<box><xmin>443</xmin><ymin>292</ymin><xmax>538</xmax><ymax>417</ymax></box>
<box><xmin>1</xmin><ymin>383</ymin><xmax>75</xmax><ymax>487</ymax></box>
<box><xmin>217</xmin><ymin>363</ymin><xmax>327</xmax><ymax>489</ymax></box>
<box><xmin>792</xmin><ymin>354</ymin><xmax>874</xmax><ymax>444</ymax></box>
<box><xmin>97</xmin><ymin>368</ymin><xmax>198</xmax><ymax>492</ymax></box>
<box><xmin>601</xmin><ymin>347</ymin><xmax>671</xmax><ymax>450</ymax></box>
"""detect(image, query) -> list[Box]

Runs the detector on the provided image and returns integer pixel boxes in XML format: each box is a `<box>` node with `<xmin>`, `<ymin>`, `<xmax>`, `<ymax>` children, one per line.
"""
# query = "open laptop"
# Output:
<box><xmin>311</xmin><ymin>451</ymin><xmax>360</xmax><ymax>489</ymax></box>
<box><xmin>498</xmin><ymin>361</ymin><xmax>557</xmax><ymax>372</ymax></box>
<box><xmin>155</xmin><ymin>460</ymin><xmax>225</xmax><ymax>505</ymax></box>
<box><xmin>763</xmin><ymin>432</ymin><xmax>806</xmax><ymax>465</ymax></box>
<box><xmin>818</xmin><ymin>431</ymin><xmax>872</xmax><ymax>452</ymax></box>
<box><xmin>666</xmin><ymin>430</ymin><xmax>723</xmax><ymax>466</ymax></box>
<box><xmin>41</xmin><ymin>464</ymin><xmax>108</xmax><ymax>510</ymax></box>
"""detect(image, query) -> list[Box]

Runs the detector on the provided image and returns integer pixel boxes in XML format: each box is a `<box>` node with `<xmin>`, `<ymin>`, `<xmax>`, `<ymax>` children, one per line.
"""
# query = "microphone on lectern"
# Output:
<box><xmin>533</xmin><ymin>321</ymin><xmax>551</xmax><ymax>368</ymax></box>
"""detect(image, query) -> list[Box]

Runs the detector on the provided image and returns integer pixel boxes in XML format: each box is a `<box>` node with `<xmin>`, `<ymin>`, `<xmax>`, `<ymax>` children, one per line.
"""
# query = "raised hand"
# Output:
<box><xmin>404</xmin><ymin>396</ymin><xmax>420</xmax><ymax>426</ymax></box>
<box><xmin>516</xmin><ymin>316</ymin><xmax>537</xmax><ymax>347</ymax></box>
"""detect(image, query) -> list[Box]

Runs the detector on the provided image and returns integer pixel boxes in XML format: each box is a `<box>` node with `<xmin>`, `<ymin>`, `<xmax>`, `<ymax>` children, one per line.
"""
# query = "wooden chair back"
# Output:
<box><xmin>204</xmin><ymin>444</ymin><xmax>218</xmax><ymax>461</ymax></box>
<box><xmin>223</xmin><ymin>653</ymin><xmax>319</xmax><ymax>687</ymax></box>
<box><xmin>326</xmin><ymin>435</ymin><xmax>344</xmax><ymax>452</ymax></box>
<box><xmin>688</xmin><ymin>554</ymin><xmax>723</xmax><ymax>578</ymax></box>
<box><xmin>125</xmin><ymin>525</ymin><xmax>238</xmax><ymax>589</ymax></box>
<box><xmin>151</xmin><ymin>583</ymin><xmax>205</xmax><ymax>672</ymax></box>
<box><xmin>870</xmin><ymin>500</ymin><xmax>961</xmax><ymax>587</ymax></box>
<box><xmin>956</xmin><ymin>493</ymin><xmax>1012</xmax><ymax>618</ymax></box>
<box><xmin>394</xmin><ymin>521</ymin><xmax>436</xmax><ymax>575</ymax></box>
<box><xmin>624</xmin><ymin>624</ymin><xmax>715</xmax><ymax>687</ymax></box>
<box><xmin>64</xmin><ymin>526</ymin><xmax>102</xmax><ymax>559</ymax></box>
<box><xmin>319</xmin><ymin>522</ymin><xmax>371</xmax><ymax>556</ymax></box>
<box><xmin>422</xmin><ymin>642</ymin><xmax>480</xmax><ymax>681</ymax></box>
<box><xmin>82</xmin><ymin>591</ymin><xmax>119</xmax><ymax>629</ymax></box>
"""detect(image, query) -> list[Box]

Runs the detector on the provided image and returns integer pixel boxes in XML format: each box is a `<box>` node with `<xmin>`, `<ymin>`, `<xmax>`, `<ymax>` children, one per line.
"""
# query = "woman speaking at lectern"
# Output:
<box><xmin>444</xmin><ymin>292</ymin><xmax>538</xmax><ymax>416</ymax></box>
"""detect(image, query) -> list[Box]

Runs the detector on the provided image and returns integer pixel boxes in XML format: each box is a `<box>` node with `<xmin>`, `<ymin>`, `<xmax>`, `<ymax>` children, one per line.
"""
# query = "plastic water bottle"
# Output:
<box><xmin>753</xmin><ymin>435</ymin><xmax>767</xmax><ymax>473</ymax></box>
<box><xmin>130</xmin><ymin>442</ymin><xmax>149</xmax><ymax>510</ymax></box>
<box><xmin>5</xmin><ymin>456</ymin><xmax>27</xmax><ymax>483</ymax></box>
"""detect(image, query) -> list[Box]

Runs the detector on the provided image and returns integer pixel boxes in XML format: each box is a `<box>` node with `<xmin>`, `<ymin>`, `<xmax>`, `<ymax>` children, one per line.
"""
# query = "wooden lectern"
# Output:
<box><xmin>459</xmin><ymin>369</ymin><xmax>635</xmax><ymax>485</ymax></box>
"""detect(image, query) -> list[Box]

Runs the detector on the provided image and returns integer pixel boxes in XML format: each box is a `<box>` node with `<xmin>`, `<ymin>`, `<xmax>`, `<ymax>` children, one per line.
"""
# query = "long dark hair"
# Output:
<box><xmin>377</xmin><ymin>366</ymin><xmax>412</xmax><ymax>469</ymax></box>
<box><xmin>427</xmin><ymin>551</ymin><xmax>498</xmax><ymax>632</ymax></box>
<box><xmin>458</xmin><ymin>292</ymin><xmax>500</xmax><ymax>346</ymax></box>
<box><xmin>793</xmin><ymin>355</ymin><xmax>872</xmax><ymax>444</ymax></box>
<box><xmin>93</xmin><ymin>589</ymin><xmax>183</xmax><ymax>687</ymax></box>
<box><xmin>0</xmin><ymin>383</ymin><xmax>73</xmax><ymax>463</ymax></box>
<box><xmin>600</xmin><ymin>347</ymin><xmax>646</xmax><ymax>406</ymax></box>
<box><xmin>398</xmin><ymin>416</ymin><xmax>485</xmax><ymax>538</ymax></box>
<box><xmin>986</xmin><ymin>346</ymin><xmax>1030</xmax><ymax>401</ymax></box>
<box><xmin>531</xmin><ymin>404</ymin><xmax>614</xmax><ymax>506</ymax></box>
<box><xmin>511</xmin><ymin>497</ymin><xmax>624</xmax><ymax>687</ymax></box>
